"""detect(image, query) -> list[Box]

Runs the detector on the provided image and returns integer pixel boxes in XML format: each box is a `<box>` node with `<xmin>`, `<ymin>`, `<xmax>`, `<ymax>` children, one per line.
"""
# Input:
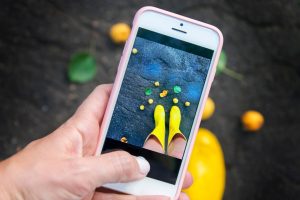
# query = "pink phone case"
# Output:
<box><xmin>96</xmin><ymin>6</ymin><xmax>223</xmax><ymax>199</ymax></box>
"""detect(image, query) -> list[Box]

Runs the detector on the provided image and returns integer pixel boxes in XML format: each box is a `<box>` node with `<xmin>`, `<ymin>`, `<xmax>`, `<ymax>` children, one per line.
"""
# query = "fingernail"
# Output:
<box><xmin>135</xmin><ymin>156</ymin><xmax>150</xmax><ymax>175</ymax></box>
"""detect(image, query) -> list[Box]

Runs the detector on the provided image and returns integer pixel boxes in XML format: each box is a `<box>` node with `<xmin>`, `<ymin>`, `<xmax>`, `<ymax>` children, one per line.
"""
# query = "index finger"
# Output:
<box><xmin>66</xmin><ymin>84</ymin><xmax>112</xmax><ymax>155</ymax></box>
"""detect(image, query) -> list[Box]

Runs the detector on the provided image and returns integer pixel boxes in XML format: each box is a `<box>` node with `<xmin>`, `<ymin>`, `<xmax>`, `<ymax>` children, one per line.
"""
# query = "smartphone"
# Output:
<box><xmin>96</xmin><ymin>6</ymin><xmax>223</xmax><ymax>199</ymax></box>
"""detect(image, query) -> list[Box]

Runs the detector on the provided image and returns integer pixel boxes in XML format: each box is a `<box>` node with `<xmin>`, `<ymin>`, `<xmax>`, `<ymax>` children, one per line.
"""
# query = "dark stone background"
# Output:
<box><xmin>0</xmin><ymin>0</ymin><xmax>299</xmax><ymax>199</ymax></box>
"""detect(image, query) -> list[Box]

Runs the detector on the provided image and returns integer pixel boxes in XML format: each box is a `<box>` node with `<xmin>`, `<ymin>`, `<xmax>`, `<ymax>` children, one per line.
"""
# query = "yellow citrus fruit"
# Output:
<box><xmin>183</xmin><ymin>128</ymin><xmax>225</xmax><ymax>200</ymax></box>
<box><xmin>241</xmin><ymin>110</ymin><xmax>264</xmax><ymax>131</ymax></box>
<box><xmin>109</xmin><ymin>23</ymin><xmax>131</xmax><ymax>44</ymax></box>
<box><xmin>202</xmin><ymin>97</ymin><xmax>215</xmax><ymax>120</ymax></box>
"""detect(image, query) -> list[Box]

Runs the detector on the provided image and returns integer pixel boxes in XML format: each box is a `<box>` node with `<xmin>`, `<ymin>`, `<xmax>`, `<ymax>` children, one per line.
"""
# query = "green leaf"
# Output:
<box><xmin>217</xmin><ymin>50</ymin><xmax>227</xmax><ymax>74</ymax></box>
<box><xmin>68</xmin><ymin>52</ymin><xmax>96</xmax><ymax>83</ymax></box>
<box><xmin>216</xmin><ymin>50</ymin><xmax>244</xmax><ymax>81</ymax></box>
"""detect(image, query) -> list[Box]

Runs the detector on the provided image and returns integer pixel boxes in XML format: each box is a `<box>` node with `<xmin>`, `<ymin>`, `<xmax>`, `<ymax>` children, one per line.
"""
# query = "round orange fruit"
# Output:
<box><xmin>109</xmin><ymin>23</ymin><xmax>131</xmax><ymax>44</ymax></box>
<box><xmin>241</xmin><ymin>110</ymin><xmax>264</xmax><ymax>131</ymax></box>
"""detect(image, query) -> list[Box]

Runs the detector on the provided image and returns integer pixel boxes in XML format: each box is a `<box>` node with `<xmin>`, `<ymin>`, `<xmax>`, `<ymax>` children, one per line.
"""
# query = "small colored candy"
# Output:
<box><xmin>173</xmin><ymin>98</ymin><xmax>179</xmax><ymax>104</ymax></box>
<box><xmin>148</xmin><ymin>99</ymin><xmax>154</xmax><ymax>104</ymax></box>
<box><xmin>139</xmin><ymin>105</ymin><xmax>145</xmax><ymax>110</ymax></box>
<box><xmin>159</xmin><ymin>90</ymin><xmax>168</xmax><ymax>98</ymax></box>
<box><xmin>120</xmin><ymin>136</ymin><xmax>128</xmax><ymax>143</ymax></box>
<box><xmin>173</xmin><ymin>86</ymin><xmax>182</xmax><ymax>94</ymax></box>
<box><xmin>132</xmin><ymin>48</ymin><xmax>138</xmax><ymax>54</ymax></box>
<box><xmin>154</xmin><ymin>81</ymin><xmax>160</xmax><ymax>87</ymax></box>
<box><xmin>185</xmin><ymin>101</ymin><xmax>191</xmax><ymax>107</ymax></box>
<box><xmin>145</xmin><ymin>88</ymin><xmax>152</xmax><ymax>96</ymax></box>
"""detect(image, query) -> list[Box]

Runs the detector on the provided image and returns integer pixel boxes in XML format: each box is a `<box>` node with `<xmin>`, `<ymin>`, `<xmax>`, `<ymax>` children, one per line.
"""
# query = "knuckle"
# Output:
<box><xmin>111</xmin><ymin>151</ymin><xmax>137</xmax><ymax>182</ymax></box>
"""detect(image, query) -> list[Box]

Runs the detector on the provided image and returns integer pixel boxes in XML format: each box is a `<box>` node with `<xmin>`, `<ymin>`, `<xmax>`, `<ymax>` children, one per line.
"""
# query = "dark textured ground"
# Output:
<box><xmin>0</xmin><ymin>1</ymin><xmax>299</xmax><ymax>200</ymax></box>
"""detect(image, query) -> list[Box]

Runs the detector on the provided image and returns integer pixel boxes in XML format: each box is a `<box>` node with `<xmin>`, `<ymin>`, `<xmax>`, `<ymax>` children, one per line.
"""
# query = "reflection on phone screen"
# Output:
<box><xmin>102</xmin><ymin>28</ymin><xmax>214</xmax><ymax>184</ymax></box>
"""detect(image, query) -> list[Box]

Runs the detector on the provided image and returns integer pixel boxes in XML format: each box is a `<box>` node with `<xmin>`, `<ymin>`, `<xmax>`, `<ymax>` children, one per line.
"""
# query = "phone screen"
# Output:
<box><xmin>102</xmin><ymin>27</ymin><xmax>214</xmax><ymax>184</ymax></box>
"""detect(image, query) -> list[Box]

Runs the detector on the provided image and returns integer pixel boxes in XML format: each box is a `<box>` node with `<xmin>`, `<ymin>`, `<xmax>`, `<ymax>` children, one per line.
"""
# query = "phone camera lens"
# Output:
<box><xmin>180</xmin><ymin>23</ymin><xmax>183</xmax><ymax>26</ymax></box>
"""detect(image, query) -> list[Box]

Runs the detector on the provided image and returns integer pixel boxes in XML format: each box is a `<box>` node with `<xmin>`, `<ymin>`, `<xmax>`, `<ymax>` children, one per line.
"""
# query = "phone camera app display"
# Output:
<box><xmin>102</xmin><ymin>28</ymin><xmax>214</xmax><ymax>184</ymax></box>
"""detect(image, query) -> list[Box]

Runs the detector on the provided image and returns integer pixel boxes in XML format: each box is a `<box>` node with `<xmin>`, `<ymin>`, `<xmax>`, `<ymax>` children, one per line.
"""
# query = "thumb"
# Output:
<box><xmin>78</xmin><ymin>151</ymin><xmax>150</xmax><ymax>187</ymax></box>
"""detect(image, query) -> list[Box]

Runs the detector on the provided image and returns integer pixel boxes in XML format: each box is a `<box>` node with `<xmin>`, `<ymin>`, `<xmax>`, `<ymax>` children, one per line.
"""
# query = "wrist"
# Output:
<box><xmin>0</xmin><ymin>158</ymin><xmax>24</xmax><ymax>200</ymax></box>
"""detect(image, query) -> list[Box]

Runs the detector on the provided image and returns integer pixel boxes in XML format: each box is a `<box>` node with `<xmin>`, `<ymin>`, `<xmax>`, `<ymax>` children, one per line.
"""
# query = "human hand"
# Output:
<box><xmin>0</xmin><ymin>84</ymin><xmax>192</xmax><ymax>200</ymax></box>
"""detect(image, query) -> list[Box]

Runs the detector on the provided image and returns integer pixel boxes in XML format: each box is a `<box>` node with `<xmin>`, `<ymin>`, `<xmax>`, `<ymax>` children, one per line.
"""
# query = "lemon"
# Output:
<box><xmin>183</xmin><ymin>128</ymin><xmax>225</xmax><ymax>200</ymax></box>
<box><xmin>241</xmin><ymin>110</ymin><xmax>264</xmax><ymax>131</ymax></box>
<box><xmin>202</xmin><ymin>97</ymin><xmax>215</xmax><ymax>120</ymax></box>
<box><xmin>109</xmin><ymin>23</ymin><xmax>131</xmax><ymax>44</ymax></box>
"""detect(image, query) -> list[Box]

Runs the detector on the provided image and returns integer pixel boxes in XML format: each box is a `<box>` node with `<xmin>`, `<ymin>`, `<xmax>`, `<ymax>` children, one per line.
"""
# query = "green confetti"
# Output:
<box><xmin>68</xmin><ymin>52</ymin><xmax>96</xmax><ymax>83</ymax></box>
<box><xmin>173</xmin><ymin>85</ymin><xmax>182</xmax><ymax>93</ymax></box>
<box><xmin>145</xmin><ymin>88</ymin><xmax>152</xmax><ymax>96</ymax></box>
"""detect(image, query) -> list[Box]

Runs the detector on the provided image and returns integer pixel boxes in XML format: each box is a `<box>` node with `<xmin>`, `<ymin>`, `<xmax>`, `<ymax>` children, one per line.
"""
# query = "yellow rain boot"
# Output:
<box><xmin>168</xmin><ymin>106</ymin><xmax>187</xmax><ymax>146</ymax></box>
<box><xmin>144</xmin><ymin>105</ymin><xmax>166</xmax><ymax>150</ymax></box>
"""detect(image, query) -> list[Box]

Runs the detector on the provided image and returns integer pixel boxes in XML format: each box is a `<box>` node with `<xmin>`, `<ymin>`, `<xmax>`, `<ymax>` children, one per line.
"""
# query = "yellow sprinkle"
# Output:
<box><xmin>132</xmin><ymin>48</ymin><xmax>138</xmax><ymax>54</ymax></box>
<box><xmin>173</xmin><ymin>98</ymin><xmax>179</xmax><ymax>104</ymax></box>
<box><xmin>148</xmin><ymin>99</ymin><xmax>154</xmax><ymax>104</ymax></box>
<box><xmin>160</xmin><ymin>90</ymin><xmax>168</xmax><ymax>98</ymax></box>
<box><xmin>139</xmin><ymin>105</ymin><xmax>145</xmax><ymax>110</ymax></box>
<box><xmin>154</xmin><ymin>81</ymin><xmax>160</xmax><ymax>87</ymax></box>
<box><xmin>185</xmin><ymin>101</ymin><xmax>190</xmax><ymax>107</ymax></box>
<box><xmin>120</xmin><ymin>137</ymin><xmax>128</xmax><ymax>143</ymax></box>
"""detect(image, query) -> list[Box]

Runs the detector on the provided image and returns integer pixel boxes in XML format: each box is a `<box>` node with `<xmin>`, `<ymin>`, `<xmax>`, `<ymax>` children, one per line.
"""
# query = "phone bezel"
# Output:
<box><xmin>96</xmin><ymin>6</ymin><xmax>223</xmax><ymax>199</ymax></box>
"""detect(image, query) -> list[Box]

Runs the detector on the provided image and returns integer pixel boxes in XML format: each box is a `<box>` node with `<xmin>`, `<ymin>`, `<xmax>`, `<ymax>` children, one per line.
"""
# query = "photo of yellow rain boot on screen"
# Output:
<box><xmin>144</xmin><ymin>105</ymin><xmax>187</xmax><ymax>159</ymax></box>
<box><xmin>144</xmin><ymin>105</ymin><xmax>166</xmax><ymax>154</ymax></box>
<box><xmin>168</xmin><ymin>106</ymin><xmax>187</xmax><ymax>159</ymax></box>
